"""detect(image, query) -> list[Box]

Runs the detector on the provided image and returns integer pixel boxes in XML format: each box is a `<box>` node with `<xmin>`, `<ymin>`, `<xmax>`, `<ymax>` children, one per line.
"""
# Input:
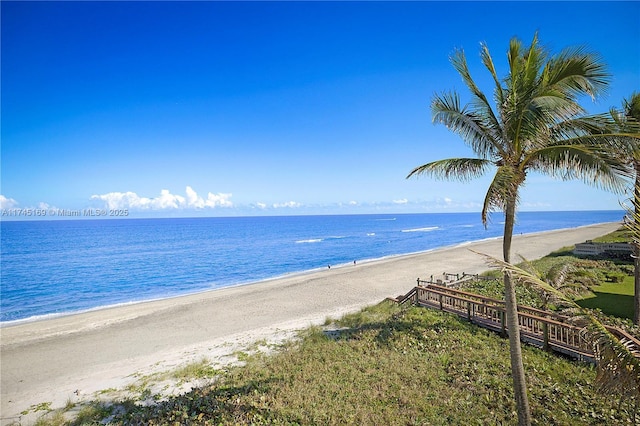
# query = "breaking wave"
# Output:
<box><xmin>401</xmin><ymin>226</ymin><xmax>439</xmax><ymax>233</ymax></box>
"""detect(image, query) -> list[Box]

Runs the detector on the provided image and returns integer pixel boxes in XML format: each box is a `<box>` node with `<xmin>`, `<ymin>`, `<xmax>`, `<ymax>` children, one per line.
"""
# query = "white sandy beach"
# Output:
<box><xmin>0</xmin><ymin>222</ymin><xmax>622</xmax><ymax>424</ymax></box>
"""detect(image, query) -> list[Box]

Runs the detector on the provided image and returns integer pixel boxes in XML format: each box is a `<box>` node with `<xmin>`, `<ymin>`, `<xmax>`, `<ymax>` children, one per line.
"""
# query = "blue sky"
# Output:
<box><xmin>1</xmin><ymin>1</ymin><xmax>639</xmax><ymax>218</ymax></box>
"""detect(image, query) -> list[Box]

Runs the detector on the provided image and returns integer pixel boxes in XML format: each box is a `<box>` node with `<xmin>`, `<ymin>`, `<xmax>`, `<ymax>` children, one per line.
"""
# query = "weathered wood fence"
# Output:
<box><xmin>389</xmin><ymin>281</ymin><xmax>640</xmax><ymax>362</ymax></box>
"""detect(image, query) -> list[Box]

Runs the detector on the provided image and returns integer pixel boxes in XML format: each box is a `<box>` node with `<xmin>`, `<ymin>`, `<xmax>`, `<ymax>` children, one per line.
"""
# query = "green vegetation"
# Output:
<box><xmin>29</xmin><ymin>301</ymin><xmax>635</xmax><ymax>425</ymax></box>
<box><xmin>21</xmin><ymin>402</ymin><xmax>52</xmax><ymax>416</ymax></box>
<box><xmin>577</xmin><ymin>278</ymin><xmax>635</xmax><ymax>320</ymax></box>
<box><xmin>172</xmin><ymin>358</ymin><xmax>220</xmax><ymax>382</ymax></box>
<box><xmin>463</xmin><ymin>254</ymin><xmax>636</xmax><ymax>324</ymax></box>
<box><xmin>592</xmin><ymin>227</ymin><xmax>631</xmax><ymax>243</ymax></box>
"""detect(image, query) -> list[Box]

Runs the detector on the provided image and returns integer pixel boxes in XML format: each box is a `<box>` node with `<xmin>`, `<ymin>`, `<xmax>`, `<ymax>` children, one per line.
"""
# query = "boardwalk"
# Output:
<box><xmin>390</xmin><ymin>281</ymin><xmax>640</xmax><ymax>362</ymax></box>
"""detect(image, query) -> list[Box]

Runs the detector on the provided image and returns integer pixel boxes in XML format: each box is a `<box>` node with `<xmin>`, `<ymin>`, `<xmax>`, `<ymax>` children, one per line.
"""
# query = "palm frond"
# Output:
<box><xmin>506</xmin><ymin>36</ymin><xmax>525</xmax><ymax>89</ymax></box>
<box><xmin>587</xmin><ymin>320</ymin><xmax>640</xmax><ymax>399</ymax></box>
<box><xmin>528</xmin><ymin>94</ymin><xmax>585</xmax><ymax>126</ymax></box>
<box><xmin>449</xmin><ymin>47</ymin><xmax>504</xmax><ymax>144</ymax></box>
<box><xmin>480</xmin><ymin>166</ymin><xmax>522</xmax><ymax>225</ymax></box>
<box><xmin>545</xmin><ymin>262</ymin><xmax>573</xmax><ymax>287</ymax></box>
<box><xmin>412</xmin><ymin>34</ymin><xmax>621</xmax><ymax>209</ymax></box>
<box><xmin>431</xmin><ymin>92</ymin><xmax>502</xmax><ymax>159</ymax></box>
<box><xmin>521</xmin><ymin>33</ymin><xmax>547</xmax><ymax>94</ymax></box>
<box><xmin>543</xmin><ymin>262</ymin><xmax>591</xmax><ymax>301</ymax></box>
<box><xmin>610</xmin><ymin>106</ymin><xmax>627</xmax><ymax>127</ymax></box>
<box><xmin>622</xmin><ymin>186</ymin><xmax>640</xmax><ymax>249</ymax></box>
<box><xmin>510</xmin><ymin>45</ymin><xmax>610</xmax><ymax>150</ymax></box>
<box><xmin>514</xmin><ymin>254</ymin><xmax>543</xmax><ymax>279</ymax></box>
<box><xmin>406</xmin><ymin>158</ymin><xmax>490</xmax><ymax>180</ymax></box>
<box><xmin>624</xmin><ymin>92</ymin><xmax>640</xmax><ymax>121</ymax></box>
<box><xmin>525</xmin><ymin>144</ymin><xmax>630</xmax><ymax>193</ymax></box>
<box><xmin>609</xmin><ymin>115</ymin><xmax>640</xmax><ymax>157</ymax></box>
<box><xmin>547</xmin><ymin>112</ymin><xmax>637</xmax><ymax>178</ymax></box>
<box><xmin>610</xmin><ymin>92</ymin><xmax>640</xmax><ymax>163</ymax></box>
<box><xmin>543</xmin><ymin>45</ymin><xmax>610</xmax><ymax>101</ymax></box>
<box><xmin>479</xmin><ymin>42</ymin><xmax>504</xmax><ymax>108</ymax></box>
<box><xmin>549</xmin><ymin>113</ymin><xmax>615</xmax><ymax>140</ymax></box>
<box><xmin>471</xmin><ymin>250</ymin><xmax>570</xmax><ymax>303</ymax></box>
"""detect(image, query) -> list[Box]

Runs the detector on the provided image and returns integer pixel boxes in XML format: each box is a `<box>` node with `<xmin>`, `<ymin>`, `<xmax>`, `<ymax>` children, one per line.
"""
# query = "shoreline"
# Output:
<box><xmin>0</xmin><ymin>221</ymin><xmax>605</xmax><ymax>328</ymax></box>
<box><xmin>0</xmin><ymin>222</ymin><xmax>622</xmax><ymax>424</ymax></box>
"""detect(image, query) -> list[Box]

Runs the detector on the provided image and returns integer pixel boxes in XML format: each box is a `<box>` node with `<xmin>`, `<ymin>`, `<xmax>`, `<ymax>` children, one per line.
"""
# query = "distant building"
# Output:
<box><xmin>573</xmin><ymin>240</ymin><xmax>633</xmax><ymax>259</ymax></box>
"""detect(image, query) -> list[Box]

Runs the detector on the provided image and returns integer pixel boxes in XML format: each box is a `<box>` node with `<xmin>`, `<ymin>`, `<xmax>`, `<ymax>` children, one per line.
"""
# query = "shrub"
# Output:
<box><xmin>604</xmin><ymin>271</ymin><xmax>626</xmax><ymax>283</ymax></box>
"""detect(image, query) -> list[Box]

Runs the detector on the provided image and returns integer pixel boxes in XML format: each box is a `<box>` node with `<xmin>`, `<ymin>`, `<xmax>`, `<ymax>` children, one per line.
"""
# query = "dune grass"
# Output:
<box><xmin>32</xmin><ymin>301</ymin><xmax>634</xmax><ymax>425</ymax></box>
<box><xmin>592</xmin><ymin>227</ymin><xmax>631</xmax><ymax>243</ymax></box>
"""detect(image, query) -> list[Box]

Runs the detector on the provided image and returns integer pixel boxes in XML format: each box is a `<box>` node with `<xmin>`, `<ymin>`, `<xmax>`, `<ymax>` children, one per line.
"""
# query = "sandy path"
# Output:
<box><xmin>0</xmin><ymin>222</ymin><xmax>621</xmax><ymax>424</ymax></box>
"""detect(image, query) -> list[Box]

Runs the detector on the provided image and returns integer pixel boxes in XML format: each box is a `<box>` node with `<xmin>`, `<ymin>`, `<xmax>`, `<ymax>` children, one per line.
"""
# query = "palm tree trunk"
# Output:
<box><xmin>634</xmin><ymin>255</ymin><xmax>640</xmax><ymax>326</ymax></box>
<box><xmin>503</xmin><ymin>199</ymin><xmax>532</xmax><ymax>426</ymax></box>
<box><xmin>634</xmin><ymin>163</ymin><xmax>640</xmax><ymax>326</ymax></box>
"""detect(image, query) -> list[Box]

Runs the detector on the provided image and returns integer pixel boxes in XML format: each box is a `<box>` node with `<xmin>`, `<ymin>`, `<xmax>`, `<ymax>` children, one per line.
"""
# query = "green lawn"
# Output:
<box><xmin>577</xmin><ymin>277</ymin><xmax>635</xmax><ymax>320</ymax></box>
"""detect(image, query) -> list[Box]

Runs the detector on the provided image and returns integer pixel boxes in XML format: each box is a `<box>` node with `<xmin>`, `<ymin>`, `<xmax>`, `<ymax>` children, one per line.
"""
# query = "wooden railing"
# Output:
<box><xmin>388</xmin><ymin>287</ymin><xmax>418</xmax><ymax>305</ymax></box>
<box><xmin>418</xmin><ymin>273</ymin><xmax>494</xmax><ymax>288</ymax></box>
<box><xmin>390</xmin><ymin>283</ymin><xmax>640</xmax><ymax>362</ymax></box>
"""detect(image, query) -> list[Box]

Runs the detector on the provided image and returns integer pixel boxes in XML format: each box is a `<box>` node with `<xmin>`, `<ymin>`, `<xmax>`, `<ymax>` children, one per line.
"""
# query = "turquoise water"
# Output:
<box><xmin>0</xmin><ymin>211</ymin><xmax>624</xmax><ymax>323</ymax></box>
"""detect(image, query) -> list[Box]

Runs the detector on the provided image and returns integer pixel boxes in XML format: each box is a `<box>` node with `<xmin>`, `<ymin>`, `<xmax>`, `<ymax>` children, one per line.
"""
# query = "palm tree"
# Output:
<box><xmin>612</xmin><ymin>92</ymin><xmax>640</xmax><ymax>325</ymax></box>
<box><xmin>407</xmin><ymin>33</ymin><xmax>627</xmax><ymax>425</ymax></box>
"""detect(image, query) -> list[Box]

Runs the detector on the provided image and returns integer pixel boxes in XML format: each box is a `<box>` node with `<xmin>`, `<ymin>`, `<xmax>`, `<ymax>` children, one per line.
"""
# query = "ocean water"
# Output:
<box><xmin>0</xmin><ymin>211</ymin><xmax>624</xmax><ymax>324</ymax></box>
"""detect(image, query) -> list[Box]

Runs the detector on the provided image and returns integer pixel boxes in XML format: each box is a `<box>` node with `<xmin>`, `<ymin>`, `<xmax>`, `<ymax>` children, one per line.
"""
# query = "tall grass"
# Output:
<box><xmin>48</xmin><ymin>302</ymin><xmax>634</xmax><ymax>425</ymax></box>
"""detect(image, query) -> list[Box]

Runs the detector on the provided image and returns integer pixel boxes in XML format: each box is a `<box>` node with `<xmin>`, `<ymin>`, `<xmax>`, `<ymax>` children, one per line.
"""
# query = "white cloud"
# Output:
<box><xmin>185</xmin><ymin>186</ymin><xmax>204</xmax><ymax>208</ymax></box>
<box><xmin>392</xmin><ymin>198</ymin><xmax>408</xmax><ymax>205</ymax></box>
<box><xmin>255</xmin><ymin>202</ymin><xmax>267</xmax><ymax>209</ymax></box>
<box><xmin>155</xmin><ymin>189</ymin><xmax>186</xmax><ymax>209</ymax></box>
<box><xmin>0</xmin><ymin>195</ymin><xmax>18</xmax><ymax>209</ymax></box>
<box><xmin>184</xmin><ymin>186</ymin><xmax>233</xmax><ymax>208</ymax></box>
<box><xmin>92</xmin><ymin>191</ymin><xmax>157</xmax><ymax>210</ymax></box>
<box><xmin>91</xmin><ymin>187</ymin><xmax>233</xmax><ymax>210</ymax></box>
<box><xmin>349</xmin><ymin>200</ymin><xmax>358</xmax><ymax>206</ymax></box>
<box><xmin>273</xmin><ymin>201</ymin><xmax>302</xmax><ymax>208</ymax></box>
<box><xmin>204</xmin><ymin>191</ymin><xmax>233</xmax><ymax>208</ymax></box>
